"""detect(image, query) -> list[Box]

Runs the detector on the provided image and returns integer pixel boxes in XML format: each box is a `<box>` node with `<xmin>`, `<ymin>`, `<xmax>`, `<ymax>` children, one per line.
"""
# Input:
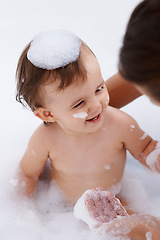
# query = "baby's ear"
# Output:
<box><xmin>34</xmin><ymin>107</ymin><xmax>56</xmax><ymax>122</ymax></box>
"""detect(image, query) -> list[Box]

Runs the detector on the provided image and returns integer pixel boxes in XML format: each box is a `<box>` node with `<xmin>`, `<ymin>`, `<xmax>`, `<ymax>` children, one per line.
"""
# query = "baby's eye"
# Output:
<box><xmin>96</xmin><ymin>85</ymin><xmax>104</xmax><ymax>93</ymax></box>
<box><xmin>73</xmin><ymin>100</ymin><xmax>84</xmax><ymax>108</ymax></box>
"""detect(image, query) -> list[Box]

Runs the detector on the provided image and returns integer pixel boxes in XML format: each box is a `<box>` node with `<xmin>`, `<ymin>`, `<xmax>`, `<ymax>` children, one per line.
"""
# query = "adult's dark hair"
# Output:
<box><xmin>119</xmin><ymin>0</ymin><xmax>160</xmax><ymax>101</ymax></box>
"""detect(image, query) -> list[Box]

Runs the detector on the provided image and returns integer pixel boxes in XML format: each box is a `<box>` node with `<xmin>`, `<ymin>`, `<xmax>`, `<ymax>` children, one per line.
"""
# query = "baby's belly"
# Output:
<box><xmin>50</xmin><ymin>162</ymin><xmax>125</xmax><ymax>203</ymax></box>
<box><xmin>50</xmin><ymin>147</ymin><xmax>126</xmax><ymax>203</ymax></box>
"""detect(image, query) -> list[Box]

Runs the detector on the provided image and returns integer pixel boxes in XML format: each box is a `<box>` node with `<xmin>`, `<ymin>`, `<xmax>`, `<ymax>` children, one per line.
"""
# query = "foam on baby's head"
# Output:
<box><xmin>27</xmin><ymin>29</ymin><xmax>81</xmax><ymax>70</ymax></box>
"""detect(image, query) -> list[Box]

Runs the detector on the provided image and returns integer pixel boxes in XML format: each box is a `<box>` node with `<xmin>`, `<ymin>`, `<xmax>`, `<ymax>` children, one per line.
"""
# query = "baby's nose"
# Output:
<box><xmin>88</xmin><ymin>98</ymin><xmax>101</xmax><ymax>113</ymax></box>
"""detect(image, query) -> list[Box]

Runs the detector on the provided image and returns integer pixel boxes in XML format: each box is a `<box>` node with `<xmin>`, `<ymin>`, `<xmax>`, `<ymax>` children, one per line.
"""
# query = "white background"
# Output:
<box><xmin>1</xmin><ymin>0</ymin><xmax>160</xmax><ymax>239</ymax></box>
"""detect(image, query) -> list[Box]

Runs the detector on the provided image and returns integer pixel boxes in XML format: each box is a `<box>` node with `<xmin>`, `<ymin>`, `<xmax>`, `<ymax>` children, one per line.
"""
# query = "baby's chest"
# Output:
<box><xmin>49</xmin><ymin>139</ymin><xmax>124</xmax><ymax>174</ymax></box>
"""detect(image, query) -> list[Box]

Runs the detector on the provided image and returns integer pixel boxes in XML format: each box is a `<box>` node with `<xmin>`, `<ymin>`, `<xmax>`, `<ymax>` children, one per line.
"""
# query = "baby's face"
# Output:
<box><xmin>42</xmin><ymin>51</ymin><xmax>110</xmax><ymax>135</ymax></box>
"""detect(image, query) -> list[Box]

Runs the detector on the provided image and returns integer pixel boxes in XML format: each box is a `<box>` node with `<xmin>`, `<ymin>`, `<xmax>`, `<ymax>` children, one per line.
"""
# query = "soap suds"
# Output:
<box><xmin>130</xmin><ymin>125</ymin><xmax>135</xmax><ymax>132</ymax></box>
<box><xmin>140</xmin><ymin>133</ymin><xmax>148</xmax><ymax>140</ymax></box>
<box><xmin>108</xmin><ymin>181</ymin><xmax>122</xmax><ymax>195</ymax></box>
<box><xmin>104</xmin><ymin>164</ymin><xmax>111</xmax><ymax>170</ymax></box>
<box><xmin>27</xmin><ymin>29</ymin><xmax>81</xmax><ymax>70</ymax></box>
<box><xmin>74</xmin><ymin>190</ymin><xmax>99</xmax><ymax>229</ymax></box>
<box><xmin>146</xmin><ymin>231</ymin><xmax>152</xmax><ymax>240</ymax></box>
<box><xmin>9</xmin><ymin>178</ymin><xmax>18</xmax><ymax>187</ymax></box>
<box><xmin>73</xmin><ymin>112</ymin><xmax>88</xmax><ymax>119</ymax></box>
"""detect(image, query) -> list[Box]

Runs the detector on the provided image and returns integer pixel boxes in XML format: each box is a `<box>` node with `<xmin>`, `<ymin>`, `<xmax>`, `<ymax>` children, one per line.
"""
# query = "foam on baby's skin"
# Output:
<box><xmin>27</xmin><ymin>29</ymin><xmax>81</xmax><ymax>70</ymax></box>
<box><xmin>146</xmin><ymin>141</ymin><xmax>160</xmax><ymax>171</ymax></box>
<box><xmin>104</xmin><ymin>164</ymin><xmax>111</xmax><ymax>170</ymax></box>
<box><xmin>130</xmin><ymin>125</ymin><xmax>135</xmax><ymax>132</ymax></box>
<box><xmin>146</xmin><ymin>231</ymin><xmax>152</xmax><ymax>240</ymax></box>
<box><xmin>73</xmin><ymin>112</ymin><xmax>88</xmax><ymax>119</ymax></box>
<box><xmin>140</xmin><ymin>132</ymin><xmax>148</xmax><ymax>140</ymax></box>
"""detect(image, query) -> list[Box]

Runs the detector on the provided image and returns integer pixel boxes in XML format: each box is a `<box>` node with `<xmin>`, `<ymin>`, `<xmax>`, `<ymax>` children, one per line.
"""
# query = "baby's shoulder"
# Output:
<box><xmin>106</xmin><ymin>106</ymin><xmax>138</xmax><ymax>128</ymax></box>
<box><xmin>29</xmin><ymin>123</ymin><xmax>56</xmax><ymax>145</ymax></box>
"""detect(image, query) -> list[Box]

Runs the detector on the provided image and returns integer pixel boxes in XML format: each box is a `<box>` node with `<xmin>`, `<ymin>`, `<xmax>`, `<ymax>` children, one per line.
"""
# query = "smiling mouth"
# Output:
<box><xmin>86</xmin><ymin>113</ymin><xmax>101</xmax><ymax>122</ymax></box>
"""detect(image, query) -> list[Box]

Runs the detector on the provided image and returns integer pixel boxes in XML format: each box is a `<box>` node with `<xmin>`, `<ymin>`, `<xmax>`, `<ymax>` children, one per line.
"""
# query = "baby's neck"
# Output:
<box><xmin>53</xmin><ymin>121</ymin><xmax>103</xmax><ymax>139</ymax></box>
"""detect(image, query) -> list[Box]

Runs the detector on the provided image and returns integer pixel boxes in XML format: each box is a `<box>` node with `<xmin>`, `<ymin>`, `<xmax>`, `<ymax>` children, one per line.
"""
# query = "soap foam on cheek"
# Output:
<box><xmin>73</xmin><ymin>112</ymin><xmax>88</xmax><ymax>119</ymax></box>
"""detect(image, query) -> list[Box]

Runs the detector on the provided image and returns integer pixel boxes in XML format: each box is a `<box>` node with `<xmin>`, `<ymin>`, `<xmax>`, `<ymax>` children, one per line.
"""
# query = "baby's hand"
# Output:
<box><xmin>74</xmin><ymin>188</ymin><xmax>128</xmax><ymax>230</ymax></box>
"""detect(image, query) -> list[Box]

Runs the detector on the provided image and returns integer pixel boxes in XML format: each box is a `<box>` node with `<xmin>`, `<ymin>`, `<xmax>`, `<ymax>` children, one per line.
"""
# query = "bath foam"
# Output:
<box><xmin>27</xmin><ymin>29</ymin><xmax>81</xmax><ymax>70</ymax></box>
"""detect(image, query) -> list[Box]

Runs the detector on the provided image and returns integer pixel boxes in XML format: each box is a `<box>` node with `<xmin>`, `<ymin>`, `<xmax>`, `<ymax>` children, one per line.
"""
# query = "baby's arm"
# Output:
<box><xmin>120</xmin><ymin>112</ymin><xmax>160</xmax><ymax>172</ymax></box>
<box><xmin>17</xmin><ymin>126</ymin><xmax>49</xmax><ymax>196</ymax></box>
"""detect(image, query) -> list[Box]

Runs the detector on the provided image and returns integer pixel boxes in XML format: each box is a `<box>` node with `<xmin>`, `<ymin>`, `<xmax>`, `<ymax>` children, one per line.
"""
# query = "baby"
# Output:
<box><xmin>16</xmin><ymin>29</ymin><xmax>160</xmax><ymax>203</ymax></box>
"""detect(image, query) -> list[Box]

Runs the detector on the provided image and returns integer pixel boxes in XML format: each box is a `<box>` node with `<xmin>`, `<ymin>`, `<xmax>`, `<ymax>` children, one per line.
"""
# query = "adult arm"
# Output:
<box><xmin>105</xmin><ymin>73</ymin><xmax>142</xmax><ymax>108</ymax></box>
<box><xmin>104</xmin><ymin>214</ymin><xmax>160</xmax><ymax>240</ymax></box>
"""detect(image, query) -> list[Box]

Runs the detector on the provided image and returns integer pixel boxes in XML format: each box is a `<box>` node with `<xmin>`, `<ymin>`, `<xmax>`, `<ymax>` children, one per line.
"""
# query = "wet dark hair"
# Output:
<box><xmin>119</xmin><ymin>0</ymin><xmax>160</xmax><ymax>101</ymax></box>
<box><xmin>16</xmin><ymin>40</ymin><xmax>94</xmax><ymax>111</ymax></box>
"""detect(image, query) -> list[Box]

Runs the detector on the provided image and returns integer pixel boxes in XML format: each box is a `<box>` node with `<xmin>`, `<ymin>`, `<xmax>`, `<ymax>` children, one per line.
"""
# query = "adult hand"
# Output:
<box><xmin>74</xmin><ymin>188</ymin><xmax>160</xmax><ymax>240</ymax></box>
<box><xmin>84</xmin><ymin>188</ymin><xmax>128</xmax><ymax>225</ymax></box>
<box><xmin>74</xmin><ymin>188</ymin><xmax>128</xmax><ymax>229</ymax></box>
